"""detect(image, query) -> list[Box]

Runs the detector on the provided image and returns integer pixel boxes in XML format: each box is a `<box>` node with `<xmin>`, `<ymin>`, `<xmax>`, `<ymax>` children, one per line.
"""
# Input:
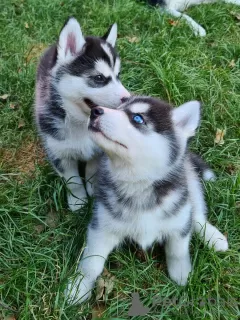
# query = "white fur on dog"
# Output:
<box><xmin>163</xmin><ymin>0</ymin><xmax>240</xmax><ymax>36</ymax></box>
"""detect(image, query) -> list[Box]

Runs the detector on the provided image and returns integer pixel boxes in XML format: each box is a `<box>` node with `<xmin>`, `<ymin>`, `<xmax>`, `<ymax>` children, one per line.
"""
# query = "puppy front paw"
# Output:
<box><xmin>167</xmin><ymin>256</ymin><xmax>192</xmax><ymax>286</ymax></box>
<box><xmin>86</xmin><ymin>180</ymin><xmax>94</xmax><ymax>197</ymax></box>
<box><xmin>67</xmin><ymin>187</ymin><xmax>87</xmax><ymax>211</ymax></box>
<box><xmin>65</xmin><ymin>276</ymin><xmax>93</xmax><ymax>304</ymax></box>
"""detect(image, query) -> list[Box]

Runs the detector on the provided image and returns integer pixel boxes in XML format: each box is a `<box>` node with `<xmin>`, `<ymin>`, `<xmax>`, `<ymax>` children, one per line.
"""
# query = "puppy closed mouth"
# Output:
<box><xmin>89</xmin><ymin>121</ymin><xmax>127</xmax><ymax>149</ymax></box>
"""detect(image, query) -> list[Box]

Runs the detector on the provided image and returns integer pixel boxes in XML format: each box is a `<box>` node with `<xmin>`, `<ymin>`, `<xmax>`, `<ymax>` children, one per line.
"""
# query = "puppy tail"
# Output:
<box><xmin>189</xmin><ymin>152</ymin><xmax>216</xmax><ymax>182</ymax></box>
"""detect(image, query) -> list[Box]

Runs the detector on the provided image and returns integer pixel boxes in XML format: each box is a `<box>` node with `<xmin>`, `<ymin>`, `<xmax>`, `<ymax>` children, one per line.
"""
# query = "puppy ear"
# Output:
<box><xmin>172</xmin><ymin>101</ymin><xmax>201</xmax><ymax>137</ymax></box>
<box><xmin>57</xmin><ymin>17</ymin><xmax>85</xmax><ymax>63</ymax></box>
<box><xmin>102</xmin><ymin>23</ymin><xmax>117</xmax><ymax>47</ymax></box>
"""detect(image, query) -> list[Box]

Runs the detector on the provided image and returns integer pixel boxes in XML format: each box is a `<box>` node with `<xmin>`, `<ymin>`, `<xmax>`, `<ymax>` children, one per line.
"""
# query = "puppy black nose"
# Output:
<box><xmin>121</xmin><ymin>97</ymin><xmax>129</xmax><ymax>103</ymax></box>
<box><xmin>90</xmin><ymin>107</ymin><xmax>104</xmax><ymax>119</ymax></box>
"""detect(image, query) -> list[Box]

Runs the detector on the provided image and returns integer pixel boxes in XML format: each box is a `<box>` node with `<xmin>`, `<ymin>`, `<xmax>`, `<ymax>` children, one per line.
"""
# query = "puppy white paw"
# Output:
<box><xmin>167</xmin><ymin>256</ymin><xmax>192</xmax><ymax>286</ymax></box>
<box><xmin>65</xmin><ymin>276</ymin><xmax>93</xmax><ymax>305</ymax></box>
<box><xmin>204</xmin><ymin>224</ymin><xmax>229</xmax><ymax>252</ymax></box>
<box><xmin>213</xmin><ymin>237</ymin><xmax>228</xmax><ymax>252</ymax></box>
<box><xmin>181</xmin><ymin>13</ymin><xmax>206</xmax><ymax>37</ymax></box>
<box><xmin>86</xmin><ymin>180</ymin><xmax>94</xmax><ymax>197</ymax></box>
<box><xmin>193</xmin><ymin>25</ymin><xmax>206</xmax><ymax>37</ymax></box>
<box><xmin>67</xmin><ymin>187</ymin><xmax>87</xmax><ymax>211</ymax></box>
<box><xmin>208</xmin><ymin>232</ymin><xmax>228</xmax><ymax>252</ymax></box>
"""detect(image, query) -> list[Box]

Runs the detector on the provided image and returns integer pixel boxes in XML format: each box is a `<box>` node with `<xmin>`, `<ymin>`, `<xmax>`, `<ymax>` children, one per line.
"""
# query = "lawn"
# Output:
<box><xmin>0</xmin><ymin>0</ymin><xmax>239</xmax><ymax>319</ymax></box>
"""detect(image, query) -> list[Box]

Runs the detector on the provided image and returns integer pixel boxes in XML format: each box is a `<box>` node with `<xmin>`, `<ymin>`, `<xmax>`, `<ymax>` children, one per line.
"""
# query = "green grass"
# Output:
<box><xmin>0</xmin><ymin>0</ymin><xmax>240</xmax><ymax>319</ymax></box>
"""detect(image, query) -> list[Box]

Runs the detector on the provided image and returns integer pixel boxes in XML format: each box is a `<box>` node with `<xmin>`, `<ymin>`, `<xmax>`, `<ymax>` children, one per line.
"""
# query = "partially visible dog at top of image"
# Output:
<box><xmin>35</xmin><ymin>17</ymin><xmax>130</xmax><ymax>211</ymax></box>
<box><xmin>66</xmin><ymin>96</ymin><xmax>228</xmax><ymax>304</ymax></box>
<box><xmin>146</xmin><ymin>0</ymin><xmax>240</xmax><ymax>37</ymax></box>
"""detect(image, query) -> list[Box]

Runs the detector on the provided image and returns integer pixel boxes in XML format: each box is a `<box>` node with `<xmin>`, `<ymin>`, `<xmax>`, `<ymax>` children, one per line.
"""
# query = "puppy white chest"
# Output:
<box><xmin>131</xmin><ymin>211</ymin><xmax>162</xmax><ymax>250</ymax></box>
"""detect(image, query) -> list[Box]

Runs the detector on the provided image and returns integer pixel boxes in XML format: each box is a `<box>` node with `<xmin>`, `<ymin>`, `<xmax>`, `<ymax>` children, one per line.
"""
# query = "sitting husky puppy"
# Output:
<box><xmin>35</xmin><ymin>17</ymin><xmax>130</xmax><ymax>211</ymax></box>
<box><xmin>66</xmin><ymin>96</ymin><xmax>228</xmax><ymax>303</ymax></box>
<box><xmin>147</xmin><ymin>0</ymin><xmax>240</xmax><ymax>36</ymax></box>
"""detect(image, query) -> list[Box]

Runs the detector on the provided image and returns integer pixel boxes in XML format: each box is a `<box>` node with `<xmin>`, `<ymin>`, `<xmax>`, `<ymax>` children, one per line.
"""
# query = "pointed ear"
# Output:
<box><xmin>102</xmin><ymin>23</ymin><xmax>117</xmax><ymax>47</ymax></box>
<box><xmin>172</xmin><ymin>101</ymin><xmax>201</xmax><ymax>137</ymax></box>
<box><xmin>57</xmin><ymin>17</ymin><xmax>85</xmax><ymax>63</ymax></box>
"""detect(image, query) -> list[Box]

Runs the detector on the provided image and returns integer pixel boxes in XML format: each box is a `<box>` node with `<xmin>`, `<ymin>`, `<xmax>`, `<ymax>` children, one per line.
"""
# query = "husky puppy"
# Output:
<box><xmin>35</xmin><ymin>17</ymin><xmax>130</xmax><ymax>211</ymax></box>
<box><xmin>66</xmin><ymin>96</ymin><xmax>228</xmax><ymax>303</ymax></box>
<box><xmin>147</xmin><ymin>0</ymin><xmax>240</xmax><ymax>36</ymax></box>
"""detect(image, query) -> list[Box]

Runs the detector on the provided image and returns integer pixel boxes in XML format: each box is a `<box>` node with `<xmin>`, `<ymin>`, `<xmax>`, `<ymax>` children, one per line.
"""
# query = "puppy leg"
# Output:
<box><xmin>188</xmin><ymin>166</ymin><xmax>228</xmax><ymax>252</ymax></box>
<box><xmin>85</xmin><ymin>157</ymin><xmax>98</xmax><ymax>197</ymax></box>
<box><xmin>194</xmin><ymin>198</ymin><xmax>228</xmax><ymax>251</ymax></box>
<box><xmin>66</xmin><ymin>226</ymin><xmax>120</xmax><ymax>304</ymax></box>
<box><xmin>224</xmin><ymin>0</ymin><xmax>240</xmax><ymax>4</ymax></box>
<box><xmin>165</xmin><ymin>8</ymin><xmax>206</xmax><ymax>37</ymax></box>
<box><xmin>193</xmin><ymin>195</ymin><xmax>228</xmax><ymax>252</ymax></box>
<box><xmin>165</xmin><ymin>233</ymin><xmax>192</xmax><ymax>286</ymax></box>
<box><xmin>51</xmin><ymin>157</ymin><xmax>87</xmax><ymax>211</ymax></box>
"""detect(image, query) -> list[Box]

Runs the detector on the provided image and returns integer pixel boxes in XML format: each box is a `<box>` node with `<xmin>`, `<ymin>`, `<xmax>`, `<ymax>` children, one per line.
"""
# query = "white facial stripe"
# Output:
<box><xmin>130</xmin><ymin>103</ymin><xmax>150</xmax><ymax>114</ymax></box>
<box><xmin>101</xmin><ymin>43</ymin><xmax>114</xmax><ymax>67</ymax></box>
<box><xmin>95</xmin><ymin>59</ymin><xmax>113</xmax><ymax>78</ymax></box>
<box><xmin>114</xmin><ymin>57</ymin><xmax>120</xmax><ymax>76</ymax></box>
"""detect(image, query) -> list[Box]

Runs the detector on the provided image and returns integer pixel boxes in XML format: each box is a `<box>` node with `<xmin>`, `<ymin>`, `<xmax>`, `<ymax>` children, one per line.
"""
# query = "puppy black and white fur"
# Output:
<box><xmin>35</xmin><ymin>17</ymin><xmax>130</xmax><ymax>211</ymax></box>
<box><xmin>147</xmin><ymin>0</ymin><xmax>240</xmax><ymax>36</ymax></box>
<box><xmin>66</xmin><ymin>96</ymin><xmax>228</xmax><ymax>303</ymax></box>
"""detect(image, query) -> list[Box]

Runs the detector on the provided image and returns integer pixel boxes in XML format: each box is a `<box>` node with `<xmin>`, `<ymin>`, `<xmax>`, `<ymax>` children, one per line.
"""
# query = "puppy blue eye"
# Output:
<box><xmin>133</xmin><ymin>114</ymin><xmax>144</xmax><ymax>124</ymax></box>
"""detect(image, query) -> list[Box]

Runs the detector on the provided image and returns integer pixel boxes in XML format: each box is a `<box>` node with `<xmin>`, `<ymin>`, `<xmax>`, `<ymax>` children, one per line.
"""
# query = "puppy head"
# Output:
<box><xmin>52</xmin><ymin>17</ymin><xmax>129</xmax><ymax>114</ymax></box>
<box><xmin>88</xmin><ymin>96</ymin><xmax>200</xmax><ymax>175</ymax></box>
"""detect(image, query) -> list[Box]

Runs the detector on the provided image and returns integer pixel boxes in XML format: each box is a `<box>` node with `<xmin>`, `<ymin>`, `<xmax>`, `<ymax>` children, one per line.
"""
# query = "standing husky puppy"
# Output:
<box><xmin>35</xmin><ymin>17</ymin><xmax>130</xmax><ymax>211</ymax></box>
<box><xmin>66</xmin><ymin>96</ymin><xmax>228</xmax><ymax>303</ymax></box>
<box><xmin>147</xmin><ymin>0</ymin><xmax>240</xmax><ymax>36</ymax></box>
